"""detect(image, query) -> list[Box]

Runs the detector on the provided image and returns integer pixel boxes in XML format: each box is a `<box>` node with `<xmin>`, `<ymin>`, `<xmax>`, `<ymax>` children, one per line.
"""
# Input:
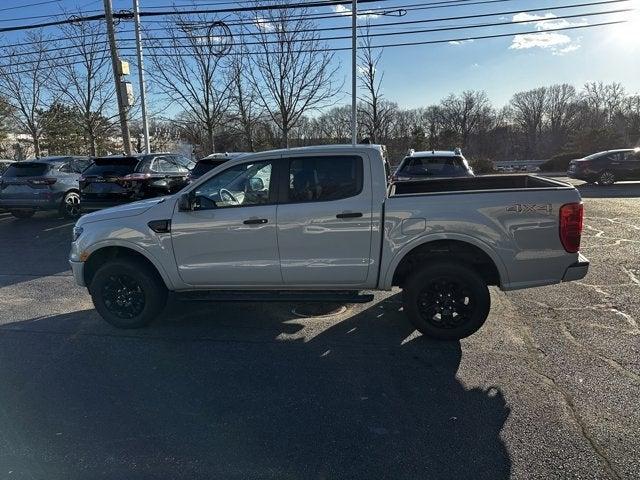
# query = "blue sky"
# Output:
<box><xmin>1</xmin><ymin>0</ymin><xmax>639</xmax><ymax>110</ymax></box>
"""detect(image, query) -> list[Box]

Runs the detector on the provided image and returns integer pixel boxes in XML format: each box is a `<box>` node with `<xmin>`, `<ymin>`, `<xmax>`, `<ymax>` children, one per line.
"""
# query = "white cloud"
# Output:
<box><xmin>509</xmin><ymin>12</ymin><xmax>587</xmax><ymax>55</ymax></box>
<box><xmin>254</xmin><ymin>17</ymin><xmax>274</xmax><ymax>32</ymax></box>
<box><xmin>449</xmin><ymin>39</ymin><xmax>474</xmax><ymax>45</ymax></box>
<box><xmin>332</xmin><ymin>4</ymin><xmax>380</xmax><ymax>20</ymax></box>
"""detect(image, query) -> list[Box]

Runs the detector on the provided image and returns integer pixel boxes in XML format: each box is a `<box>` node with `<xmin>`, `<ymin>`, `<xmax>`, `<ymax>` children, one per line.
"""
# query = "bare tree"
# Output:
<box><xmin>437</xmin><ymin>91</ymin><xmax>493</xmax><ymax>147</ymax></box>
<box><xmin>50</xmin><ymin>20</ymin><xmax>117</xmax><ymax>156</ymax></box>
<box><xmin>247</xmin><ymin>2</ymin><xmax>340</xmax><ymax>148</ymax></box>
<box><xmin>228</xmin><ymin>55</ymin><xmax>261</xmax><ymax>151</ymax></box>
<box><xmin>544</xmin><ymin>84</ymin><xmax>578</xmax><ymax>152</ymax></box>
<box><xmin>357</xmin><ymin>25</ymin><xmax>394</xmax><ymax>143</ymax></box>
<box><xmin>147</xmin><ymin>14</ymin><xmax>233</xmax><ymax>154</ymax></box>
<box><xmin>0</xmin><ymin>32</ymin><xmax>55</xmax><ymax>157</ymax></box>
<box><xmin>510</xmin><ymin>87</ymin><xmax>547</xmax><ymax>157</ymax></box>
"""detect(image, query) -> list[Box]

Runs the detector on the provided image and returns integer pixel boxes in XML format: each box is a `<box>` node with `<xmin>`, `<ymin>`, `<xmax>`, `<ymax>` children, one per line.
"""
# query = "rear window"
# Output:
<box><xmin>399</xmin><ymin>156</ymin><xmax>468</xmax><ymax>176</ymax></box>
<box><xmin>192</xmin><ymin>159</ymin><xmax>227</xmax><ymax>177</ymax></box>
<box><xmin>83</xmin><ymin>158</ymin><xmax>140</xmax><ymax>177</ymax></box>
<box><xmin>3</xmin><ymin>162</ymin><xmax>50</xmax><ymax>177</ymax></box>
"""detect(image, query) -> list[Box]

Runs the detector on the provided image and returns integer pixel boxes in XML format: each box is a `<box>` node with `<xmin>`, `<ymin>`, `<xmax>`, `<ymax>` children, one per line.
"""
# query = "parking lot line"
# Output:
<box><xmin>43</xmin><ymin>222</ymin><xmax>74</xmax><ymax>232</ymax></box>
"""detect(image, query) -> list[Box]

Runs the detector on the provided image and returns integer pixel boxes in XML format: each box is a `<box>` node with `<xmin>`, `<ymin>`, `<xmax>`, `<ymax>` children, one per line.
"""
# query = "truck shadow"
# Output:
<box><xmin>0</xmin><ymin>294</ymin><xmax>511</xmax><ymax>479</ymax></box>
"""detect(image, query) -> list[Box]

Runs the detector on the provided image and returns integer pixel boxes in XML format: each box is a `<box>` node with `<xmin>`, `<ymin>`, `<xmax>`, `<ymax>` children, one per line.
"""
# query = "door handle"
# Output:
<box><xmin>336</xmin><ymin>212</ymin><xmax>363</xmax><ymax>219</ymax></box>
<box><xmin>243</xmin><ymin>218</ymin><xmax>268</xmax><ymax>225</ymax></box>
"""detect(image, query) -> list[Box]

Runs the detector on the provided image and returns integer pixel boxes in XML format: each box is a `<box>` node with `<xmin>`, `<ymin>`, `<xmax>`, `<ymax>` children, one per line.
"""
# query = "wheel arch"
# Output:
<box><xmin>382</xmin><ymin>234</ymin><xmax>508</xmax><ymax>290</ymax></box>
<box><xmin>83</xmin><ymin>243</ymin><xmax>173</xmax><ymax>290</ymax></box>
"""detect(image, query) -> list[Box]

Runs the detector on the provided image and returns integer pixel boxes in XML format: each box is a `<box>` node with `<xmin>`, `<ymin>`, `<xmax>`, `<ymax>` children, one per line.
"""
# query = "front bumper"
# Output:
<box><xmin>69</xmin><ymin>259</ymin><xmax>86</xmax><ymax>287</ymax></box>
<box><xmin>562</xmin><ymin>253</ymin><xmax>589</xmax><ymax>282</ymax></box>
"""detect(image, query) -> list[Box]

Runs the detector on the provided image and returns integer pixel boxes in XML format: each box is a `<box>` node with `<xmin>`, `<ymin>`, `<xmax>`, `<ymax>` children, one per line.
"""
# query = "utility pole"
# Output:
<box><xmin>104</xmin><ymin>0</ymin><xmax>132</xmax><ymax>155</ymax></box>
<box><xmin>133</xmin><ymin>0</ymin><xmax>150</xmax><ymax>153</ymax></box>
<box><xmin>351</xmin><ymin>0</ymin><xmax>357</xmax><ymax>145</ymax></box>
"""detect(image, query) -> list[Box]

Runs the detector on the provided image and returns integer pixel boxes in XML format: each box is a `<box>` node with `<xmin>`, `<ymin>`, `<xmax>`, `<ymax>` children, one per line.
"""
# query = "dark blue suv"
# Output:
<box><xmin>0</xmin><ymin>156</ymin><xmax>90</xmax><ymax>218</ymax></box>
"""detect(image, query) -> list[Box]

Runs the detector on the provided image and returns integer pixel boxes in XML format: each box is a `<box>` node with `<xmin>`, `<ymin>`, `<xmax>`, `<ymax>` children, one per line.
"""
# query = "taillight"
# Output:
<box><xmin>559</xmin><ymin>203</ymin><xmax>584</xmax><ymax>253</ymax></box>
<box><xmin>28</xmin><ymin>177</ymin><xmax>57</xmax><ymax>186</ymax></box>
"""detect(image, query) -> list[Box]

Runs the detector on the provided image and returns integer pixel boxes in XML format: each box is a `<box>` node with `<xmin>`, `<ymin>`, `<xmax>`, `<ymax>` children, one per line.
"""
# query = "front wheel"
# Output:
<box><xmin>89</xmin><ymin>259</ymin><xmax>168</xmax><ymax>328</ymax></box>
<box><xmin>597</xmin><ymin>170</ymin><xmax>615</xmax><ymax>186</ymax></box>
<box><xmin>403</xmin><ymin>261</ymin><xmax>490</xmax><ymax>340</ymax></box>
<box><xmin>60</xmin><ymin>191</ymin><xmax>81</xmax><ymax>218</ymax></box>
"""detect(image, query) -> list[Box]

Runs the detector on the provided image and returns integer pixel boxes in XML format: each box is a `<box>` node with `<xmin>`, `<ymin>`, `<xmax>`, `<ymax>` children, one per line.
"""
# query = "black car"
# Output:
<box><xmin>188</xmin><ymin>152</ymin><xmax>248</xmax><ymax>183</ymax></box>
<box><xmin>0</xmin><ymin>159</ymin><xmax>13</xmax><ymax>177</ymax></box>
<box><xmin>0</xmin><ymin>156</ymin><xmax>90</xmax><ymax>218</ymax></box>
<box><xmin>567</xmin><ymin>149</ymin><xmax>640</xmax><ymax>185</ymax></box>
<box><xmin>80</xmin><ymin>153</ymin><xmax>195</xmax><ymax>211</ymax></box>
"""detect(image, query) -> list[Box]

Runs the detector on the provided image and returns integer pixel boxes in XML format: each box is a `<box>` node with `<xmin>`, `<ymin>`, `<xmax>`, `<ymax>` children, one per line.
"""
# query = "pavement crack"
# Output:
<box><xmin>560</xmin><ymin>323</ymin><xmax>640</xmax><ymax>385</ymax></box>
<box><xmin>514</xmin><ymin>319</ymin><xmax>623</xmax><ymax>480</ymax></box>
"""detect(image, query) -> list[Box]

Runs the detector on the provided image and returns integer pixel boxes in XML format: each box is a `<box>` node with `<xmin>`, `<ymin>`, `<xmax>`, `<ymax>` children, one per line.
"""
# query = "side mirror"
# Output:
<box><xmin>249</xmin><ymin>177</ymin><xmax>264</xmax><ymax>192</ymax></box>
<box><xmin>178</xmin><ymin>192</ymin><xmax>194</xmax><ymax>212</ymax></box>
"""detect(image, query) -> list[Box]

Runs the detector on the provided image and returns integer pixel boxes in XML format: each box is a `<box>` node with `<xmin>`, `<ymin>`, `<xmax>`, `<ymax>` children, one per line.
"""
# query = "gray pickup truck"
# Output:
<box><xmin>69</xmin><ymin>145</ymin><xmax>588</xmax><ymax>340</ymax></box>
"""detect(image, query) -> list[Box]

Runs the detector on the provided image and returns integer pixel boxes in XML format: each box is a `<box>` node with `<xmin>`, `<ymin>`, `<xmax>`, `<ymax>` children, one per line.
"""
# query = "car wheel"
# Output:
<box><xmin>89</xmin><ymin>259</ymin><xmax>168</xmax><ymax>329</ymax></box>
<box><xmin>403</xmin><ymin>261</ymin><xmax>490</xmax><ymax>340</ymax></box>
<box><xmin>597</xmin><ymin>170</ymin><xmax>615</xmax><ymax>186</ymax></box>
<box><xmin>10</xmin><ymin>210</ymin><xmax>35</xmax><ymax>219</ymax></box>
<box><xmin>60</xmin><ymin>191</ymin><xmax>81</xmax><ymax>218</ymax></box>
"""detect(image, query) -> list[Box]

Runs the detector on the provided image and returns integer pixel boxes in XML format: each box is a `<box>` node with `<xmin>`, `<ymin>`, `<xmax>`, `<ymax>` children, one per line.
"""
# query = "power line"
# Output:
<box><xmin>0</xmin><ymin>0</ymin><xmax>629</xmax><ymax>50</ymax></box>
<box><xmin>136</xmin><ymin>8</ymin><xmax>632</xmax><ymax>49</ymax></box>
<box><xmin>0</xmin><ymin>0</ymin><xmax>61</xmax><ymax>12</ymax></box>
<box><xmin>0</xmin><ymin>18</ymin><xmax>626</xmax><ymax>75</ymax></box>
<box><xmin>0</xmin><ymin>0</ymin><xmax>386</xmax><ymax>33</ymax></box>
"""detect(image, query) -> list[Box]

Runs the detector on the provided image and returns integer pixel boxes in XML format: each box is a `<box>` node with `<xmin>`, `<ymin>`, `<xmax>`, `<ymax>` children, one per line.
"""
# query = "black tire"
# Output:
<box><xmin>10</xmin><ymin>209</ymin><xmax>35</xmax><ymax>219</ymax></box>
<box><xmin>403</xmin><ymin>261</ymin><xmax>490</xmax><ymax>340</ymax></box>
<box><xmin>60</xmin><ymin>191</ymin><xmax>81</xmax><ymax>219</ymax></box>
<box><xmin>597</xmin><ymin>170</ymin><xmax>615</xmax><ymax>186</ymax></box>
<box><xmin>89</xmin><ymin>258</ymin><xmax>168</xmax><ymax>328</ymax></box>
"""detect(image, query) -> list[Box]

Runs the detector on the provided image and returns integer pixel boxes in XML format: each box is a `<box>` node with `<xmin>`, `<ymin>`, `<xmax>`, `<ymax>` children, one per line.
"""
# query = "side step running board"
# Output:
<box><xmin>177</xmin><ymin>290</ymin><xmax>375</xmax><ymax>304</ymax></box>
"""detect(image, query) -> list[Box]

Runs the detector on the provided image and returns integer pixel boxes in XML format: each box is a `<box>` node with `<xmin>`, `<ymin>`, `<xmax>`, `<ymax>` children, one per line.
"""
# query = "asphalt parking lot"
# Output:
<box><xmin>0</xmin><ymin>179</ymin><xmax>638</xmax><ymax>479</ymax></box>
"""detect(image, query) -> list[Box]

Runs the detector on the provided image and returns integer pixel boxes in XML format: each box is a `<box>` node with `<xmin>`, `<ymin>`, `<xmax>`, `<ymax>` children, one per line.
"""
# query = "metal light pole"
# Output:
<box><xmin>103</xmin><ymin>0</ymin><xmax>132</xmax><ymax>155</ymax></box>
<box><xmin>133</xmin><ymin>0</ymin><xmax>150</xmax><ymax>153</ymax></box>
<box><xmin>351</xmin><ymin>0</ymin><xmax>357</xmax><ymax>145</ymax></box>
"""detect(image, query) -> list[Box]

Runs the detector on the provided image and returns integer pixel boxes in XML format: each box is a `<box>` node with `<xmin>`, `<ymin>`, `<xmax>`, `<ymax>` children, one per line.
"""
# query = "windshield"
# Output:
<box><xmin>3</xmin><ymin>162</ymin><xmax>50</xmax><ymax>177</ymax></box>
<box><xmin>83</xmin><ymin>158</ymin><xmax>140</xmax><ymax>177</ymax></box>
<box><xmin>398</xmin><ymin>156</ymin><xmax>469</xmax><ymax>176</ymax></box>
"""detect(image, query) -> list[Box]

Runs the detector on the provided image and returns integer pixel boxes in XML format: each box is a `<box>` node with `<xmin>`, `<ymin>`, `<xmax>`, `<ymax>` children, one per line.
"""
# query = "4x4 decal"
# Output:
<box><xmin>506</xmin><ymin>204</ymin><xmax>553</xmax><ymax>214</ymax></box>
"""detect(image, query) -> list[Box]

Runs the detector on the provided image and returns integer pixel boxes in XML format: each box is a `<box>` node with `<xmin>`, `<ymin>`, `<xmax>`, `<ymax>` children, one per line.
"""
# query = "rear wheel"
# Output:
<box><xmin>89</xmin><ymin>259</ymin><xmax>168</xmax><ymax>328</ymax></box>
<box><xmin>597</xmin><ymin>170</ymin><xmax>615</xmax><ymax>186</ymax></box>
<box><xmin>10</xmin><ymin>210</ymin><xmax>35</xmax><ymax>219</ymax></box>
<box><xmin>60</xmin><ymin>191</ymin><xmax>81</xmax><ymax>218</ymax></box>
<box><xmin>403</xmin><ymin>261</ymin><xmax>490</xmax><ymax>340</ymax></box>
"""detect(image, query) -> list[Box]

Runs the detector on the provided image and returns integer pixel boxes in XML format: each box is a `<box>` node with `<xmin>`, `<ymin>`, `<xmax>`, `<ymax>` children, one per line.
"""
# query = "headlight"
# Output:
<box><xmin>72</xmin><ymin>226</ymin><xmax>84</xmax><ymax>242</ymax></box>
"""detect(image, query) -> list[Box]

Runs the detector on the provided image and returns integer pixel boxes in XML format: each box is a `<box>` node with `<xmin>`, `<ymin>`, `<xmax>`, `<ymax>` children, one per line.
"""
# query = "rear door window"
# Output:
<box><xmin>83</xmin><ymin>158</ymin><xmax>139</xmax><ymax>177</ymax></box>
<box><xmin>3</xmin><ymin>163</ymin><xmax>50</xmax><ymax>177</ymax></box>
<box><xmin>287</xmin><ymin>156</ymin><xmax>362</xmax><ymax>203</ymax></box>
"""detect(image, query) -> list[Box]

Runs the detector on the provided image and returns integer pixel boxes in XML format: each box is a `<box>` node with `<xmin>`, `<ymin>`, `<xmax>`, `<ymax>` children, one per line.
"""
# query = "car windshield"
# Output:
<box><xmin>191</xmin><ymin>160</ymin><xmax>226</xmax><ymax>177</ymax></box>
<box><xmin>398</xmin><ymin>156</ymin><xmax>468</xmax><ymax>176</ymax></box>
<box><xmin>83</xmin><ymin>158</ymin><xmax>140</xmax><ymax>177</ymax></box>
<box><xmin>3</xmin><ymin>162</ymin><xmax>50</xmax><ymax>177</ymax></box>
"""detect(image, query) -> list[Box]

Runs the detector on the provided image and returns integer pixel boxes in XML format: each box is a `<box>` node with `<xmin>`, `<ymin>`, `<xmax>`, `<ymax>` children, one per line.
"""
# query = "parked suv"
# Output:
<box><xmin>188</xmin><ymin>152</ymin><xmax>249</xmax><ymax>183</ymax></box>
<box><xmin>80</xmin><ymin>153</ymin><xmax>194</xmax><ymax>211</ymax></box>
<box><xmin>567</xmin><ymin>148</ymin><xmax>640</xmax><ymax>185</ymax></box>
<box><xmin>391</xmin><ymin>149</ymin><xmax>474</xmax><ymax>181</ymax></box>
<box><xmin>0</xmin><ymin>156</ymin><xmax>90</xmax><ymax>218</ymax></box>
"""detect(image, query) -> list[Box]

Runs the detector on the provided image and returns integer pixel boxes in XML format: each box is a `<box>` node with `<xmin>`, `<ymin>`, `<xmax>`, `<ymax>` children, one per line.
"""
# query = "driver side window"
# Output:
<box><xmin>193</xmin><ymin>160</ymin><xmax>273</xmax><ymax>210</ymax></box>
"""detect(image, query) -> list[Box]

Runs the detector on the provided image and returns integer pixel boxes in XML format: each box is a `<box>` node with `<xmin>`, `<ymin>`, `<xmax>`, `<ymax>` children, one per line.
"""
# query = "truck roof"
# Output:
<box><xmin>248</xmin><ymin>144</ymin><xmax>385</xmax><ymax>157</ymax></box>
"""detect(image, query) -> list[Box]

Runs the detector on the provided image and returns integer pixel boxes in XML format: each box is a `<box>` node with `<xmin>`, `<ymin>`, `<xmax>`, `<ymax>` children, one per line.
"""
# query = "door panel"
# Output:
<box><xmin>171</xmin><ymin>159</ymin><xmax>281</xmax><ymax>286</ymax></box>
<box><xmin>171</xmin><ymin>205</ymin><xmax>280</xmax><ymax>286</ymax></box>
<box><xmin>276</xmin><ymin>155</ymin><xmax>373</xmax><ymax>285</ymax></box>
